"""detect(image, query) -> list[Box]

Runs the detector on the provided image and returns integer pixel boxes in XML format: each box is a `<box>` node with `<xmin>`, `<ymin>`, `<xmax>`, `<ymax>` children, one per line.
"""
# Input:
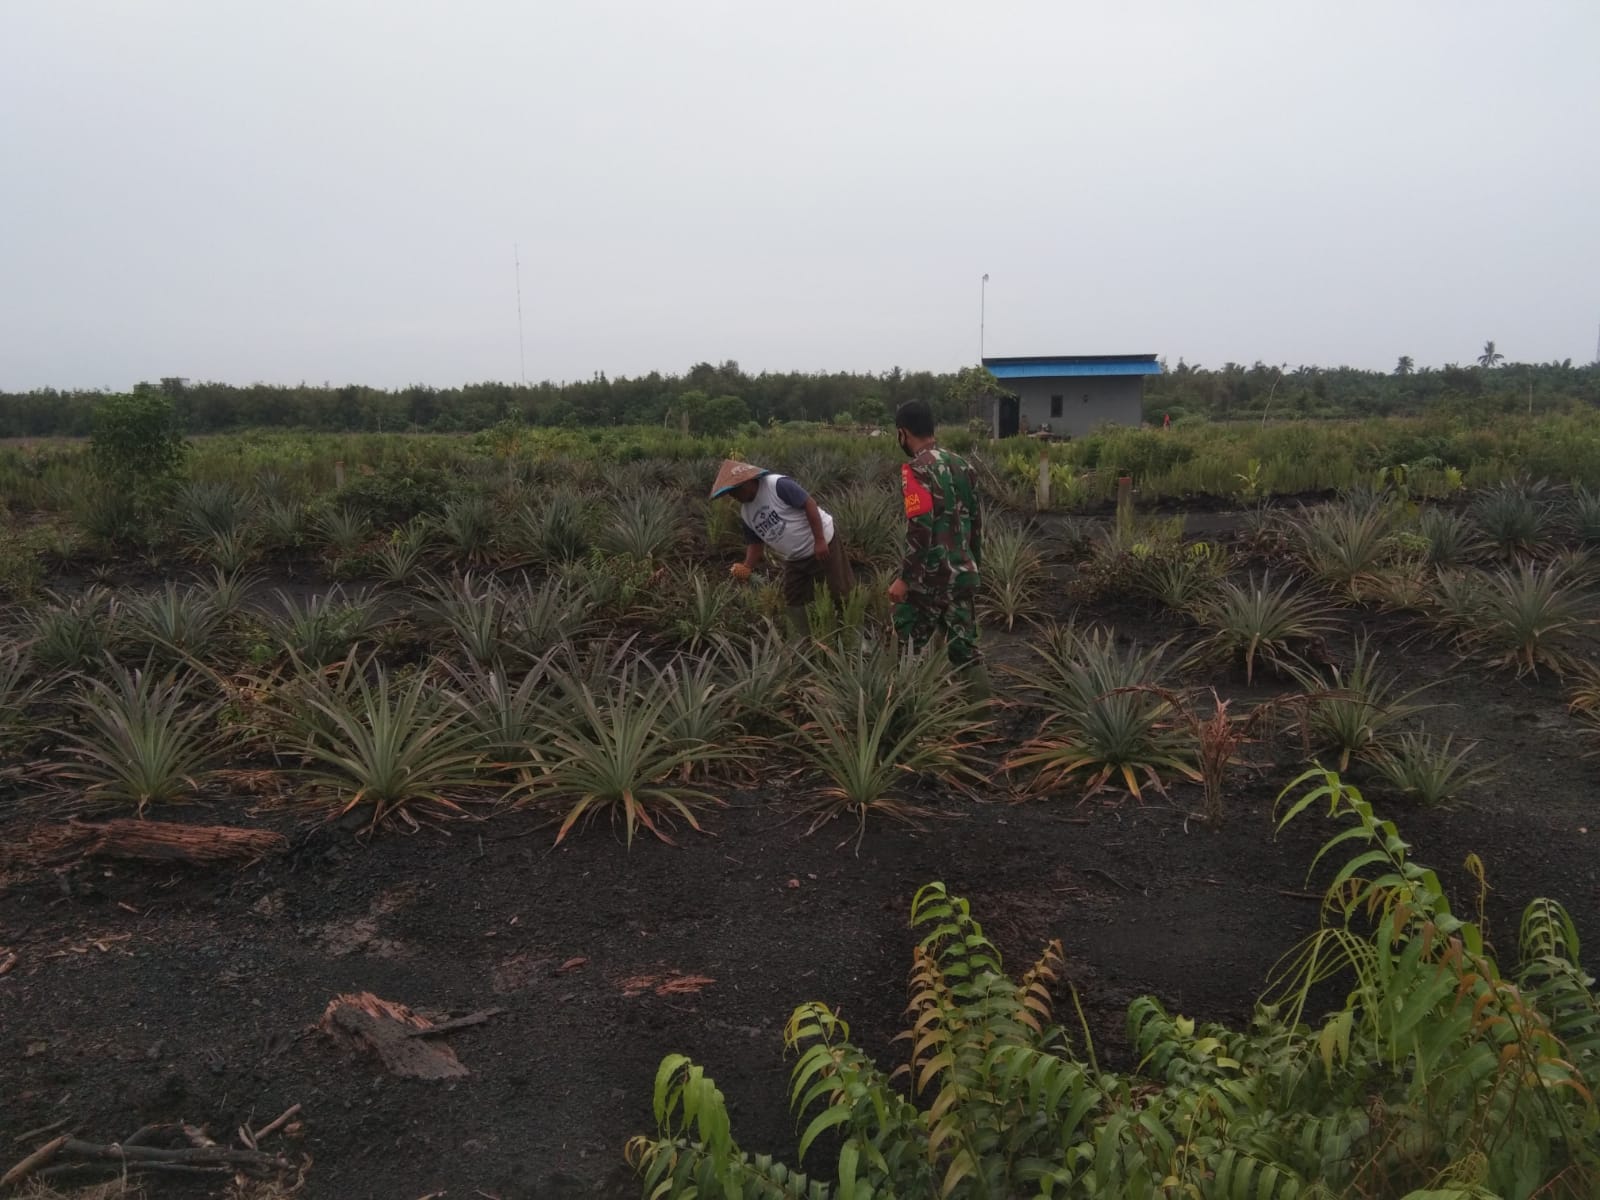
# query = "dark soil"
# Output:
<box><xmin>3</xmin><ymin>553</ymin><xmax>1599</xmax><ymax>1199</ymax></box>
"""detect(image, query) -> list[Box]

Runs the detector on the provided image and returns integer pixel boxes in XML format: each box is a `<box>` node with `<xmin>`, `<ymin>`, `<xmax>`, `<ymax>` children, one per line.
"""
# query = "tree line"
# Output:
<box><xmin>1149</xmin><ymin>354</ymin><xmax>1599</xmax><ymax>423</ymax></box>
<box><xmin>2</xmin><ymin>355</ymin><xmax>1596</xmax><ymax>438</ymax></box>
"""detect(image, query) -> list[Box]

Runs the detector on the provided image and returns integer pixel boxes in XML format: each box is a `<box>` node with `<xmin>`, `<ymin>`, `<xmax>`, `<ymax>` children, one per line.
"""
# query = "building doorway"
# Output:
<box><xmin>997</xmin><ymin>394</ymin><xmax>1020</xmax><ymax>438</ymax></box>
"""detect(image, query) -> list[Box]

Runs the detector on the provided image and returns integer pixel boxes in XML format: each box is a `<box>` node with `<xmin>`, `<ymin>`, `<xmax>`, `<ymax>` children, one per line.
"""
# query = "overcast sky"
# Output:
<box><xmin>3</xmin><ymin>1</ymin><xmax>1597</xmax><ymax>391</ymax></box>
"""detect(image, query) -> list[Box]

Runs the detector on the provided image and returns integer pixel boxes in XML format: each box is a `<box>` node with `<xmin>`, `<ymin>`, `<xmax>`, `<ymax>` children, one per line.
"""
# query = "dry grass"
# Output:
<box><xmin>14</xmin><ymin>1169</ymin><xmax>299</xmax><ymax>1199</ymax></box>
<box><xmin>21</xmin><ymin>1184</ymin><xmax>139</xmax><ymax>1200</ymax></box>
<box><xmin>226</xmin><ymin>1176</ymin><xmax>302</xmax><ymax>1198</ymax></box>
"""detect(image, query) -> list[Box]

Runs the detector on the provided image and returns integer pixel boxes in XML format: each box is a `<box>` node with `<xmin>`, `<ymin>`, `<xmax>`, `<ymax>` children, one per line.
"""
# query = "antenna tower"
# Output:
<box><xmin>514</xmin><ymin>244</ymin><xmax>528</xmax><ymax>387</ymax></box>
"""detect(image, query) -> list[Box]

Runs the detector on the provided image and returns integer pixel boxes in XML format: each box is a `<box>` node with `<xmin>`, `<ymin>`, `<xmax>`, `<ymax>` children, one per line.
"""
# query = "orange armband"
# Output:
<box><xmin>901</xmin><ymin>464</ymin><xmax>933</xmax><ymax>518</ymax></box>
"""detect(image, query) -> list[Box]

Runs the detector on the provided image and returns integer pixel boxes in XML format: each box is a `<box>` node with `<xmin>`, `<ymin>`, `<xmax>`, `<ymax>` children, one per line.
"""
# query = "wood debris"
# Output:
<box><xmin>0</xmin><ymin>1117</ymin><xmax>301</xmax><ymax>1191</ymax></box>
<box><xmin>4</xmin><ymin>818</ymin><xmax>287</xmax><ymax>871</ymax></box>
<box><xmin>619</xmin><ymin>972</ymin><xmax>715</xmax><ymax>998</ymax></box>
<box><xmin>405</xmin><ymin>1008</ymin><xmax>507</xmax><ymax>1038</ymax></box>
<box><xmin>319</xmin><ymin>993</ymin><xmax>468</xmax><ymax>1080</ymax></box>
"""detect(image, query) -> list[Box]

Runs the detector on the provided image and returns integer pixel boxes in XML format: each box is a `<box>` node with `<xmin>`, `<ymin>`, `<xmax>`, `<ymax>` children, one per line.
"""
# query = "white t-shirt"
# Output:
<box><xmin>740</xmin><ymin>474</ymin><xmax>835</xmax><ymax>561</ymax></box>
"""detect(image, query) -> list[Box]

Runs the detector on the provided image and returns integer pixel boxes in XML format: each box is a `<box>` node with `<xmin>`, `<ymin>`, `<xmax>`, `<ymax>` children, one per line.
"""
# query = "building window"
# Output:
<box><xmin>1050</xmin><ymin>394</ymin><xmax>1063</xmax><ymax>418</ymax></box>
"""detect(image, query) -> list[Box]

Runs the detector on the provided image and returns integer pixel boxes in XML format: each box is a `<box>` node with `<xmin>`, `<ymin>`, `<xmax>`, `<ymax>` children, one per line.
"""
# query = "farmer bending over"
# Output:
<box><xmin>710</xmin><ymin>458</ymin><xmax>854</xmax><ymax>633</ymax></box>
<box><xmin>885</xmin><ymin>400</ymin><xmax>991</xmax><ymax>697</ymax></box>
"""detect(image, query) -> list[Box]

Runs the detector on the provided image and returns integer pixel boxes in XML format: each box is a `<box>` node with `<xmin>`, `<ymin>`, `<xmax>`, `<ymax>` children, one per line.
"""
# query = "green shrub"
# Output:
<box><xmin>629</xmin><ymin>773</ymin><xmax>1600</xmax><ymax>1199</ymax></box>
<box><xmin>338</xmin><ymin>461</ymin><xmax>455</xmax><ymax>525</ymax></box>
<box><xmin>89</xmin><ymin>389</ymin><xmax>187</xmax><ymax>487</ymax></box>
<box><xmin>0</xmin><ymin>518</ymin><xmax>45</xmax><ymax>600</ymax></box>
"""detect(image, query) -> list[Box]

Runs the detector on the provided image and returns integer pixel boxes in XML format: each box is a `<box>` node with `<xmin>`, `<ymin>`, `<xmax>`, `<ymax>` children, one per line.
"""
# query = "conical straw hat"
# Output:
<box><xmin>709</xmin><ymin>459</ymin><xmax>768</xmax><ymax>498</ymax></box>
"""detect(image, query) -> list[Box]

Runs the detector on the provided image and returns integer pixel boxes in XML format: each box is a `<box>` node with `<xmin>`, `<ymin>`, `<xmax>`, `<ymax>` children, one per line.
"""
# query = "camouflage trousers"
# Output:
<box><xmin>893</xmin><ymin>590</ymin><xmax>980</xmax><ymax>667</ymax></box>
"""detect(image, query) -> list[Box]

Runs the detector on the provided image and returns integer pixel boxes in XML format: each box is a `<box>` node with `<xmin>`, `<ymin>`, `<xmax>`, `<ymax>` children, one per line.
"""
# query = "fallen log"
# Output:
<box><xmin>9</xmin><ymin>818</ymin><xmax>288</xmax><ymax>869</ymax></box>
<box><xmin>320</xmin><ymin>992</ymin><xmax>468</xmax><ymax>1080</ymax></box>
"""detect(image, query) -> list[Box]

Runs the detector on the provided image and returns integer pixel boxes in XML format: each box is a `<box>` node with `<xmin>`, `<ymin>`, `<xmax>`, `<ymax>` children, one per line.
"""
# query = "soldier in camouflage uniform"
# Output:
<box><xmin>887</xmin><ymin>400</ymin><xmax>988</xmax><ymax>692</ymax></box>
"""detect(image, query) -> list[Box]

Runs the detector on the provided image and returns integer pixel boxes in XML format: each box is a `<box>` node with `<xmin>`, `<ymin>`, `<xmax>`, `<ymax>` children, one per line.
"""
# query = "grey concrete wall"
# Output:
<box><xmin>1003</xmin><ymin>376</ymin><xmax>1144</xmax><ymax>438</ymax></box>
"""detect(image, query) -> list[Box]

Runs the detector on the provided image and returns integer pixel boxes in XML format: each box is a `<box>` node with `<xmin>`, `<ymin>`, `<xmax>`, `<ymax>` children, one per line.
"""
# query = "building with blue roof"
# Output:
<box><xmin>981</xmin><ymin>354</ymin><xmax>1162</xmax><ymax>438</ymax></box>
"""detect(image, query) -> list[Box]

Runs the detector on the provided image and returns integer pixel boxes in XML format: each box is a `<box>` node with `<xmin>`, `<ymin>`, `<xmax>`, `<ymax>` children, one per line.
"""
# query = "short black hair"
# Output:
<box><xmin>894</xmin><ymin>399</ymin><xmax>935</xmax><ymax>438</ymax></box>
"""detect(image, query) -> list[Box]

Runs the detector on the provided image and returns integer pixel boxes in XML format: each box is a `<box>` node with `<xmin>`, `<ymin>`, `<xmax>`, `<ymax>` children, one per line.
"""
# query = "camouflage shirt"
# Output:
<box><xmin>900</xmin><ymin>445</ymin><xmax>983</xmax><ymax>597</ymax></box>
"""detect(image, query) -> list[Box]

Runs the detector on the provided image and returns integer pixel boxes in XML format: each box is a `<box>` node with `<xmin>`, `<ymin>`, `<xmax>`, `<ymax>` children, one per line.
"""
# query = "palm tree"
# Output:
<box><xmin>1395</xmin><ymin>356</ymin><xmax>1414</xmax><ymax>376</ymax></box>
<box><xmin>1478</xmin><ymin>340</ymin><xmax>1504</xmax><ymax>369</ymax></box>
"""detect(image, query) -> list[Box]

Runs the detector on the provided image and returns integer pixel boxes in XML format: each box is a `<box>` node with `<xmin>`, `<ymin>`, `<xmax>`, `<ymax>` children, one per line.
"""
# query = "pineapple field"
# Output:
<box><xmin>1</xmin><ymin>417</ymin><xmax>1598</xmax><ymax>1199</ymax></box>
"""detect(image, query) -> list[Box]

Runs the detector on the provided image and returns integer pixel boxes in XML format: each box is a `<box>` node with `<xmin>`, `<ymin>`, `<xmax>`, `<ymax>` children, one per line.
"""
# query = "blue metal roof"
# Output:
<box><xmin>983</xmin><ymin>355</ymin><xmax>1162</xmax><ymax>380</ymax></box>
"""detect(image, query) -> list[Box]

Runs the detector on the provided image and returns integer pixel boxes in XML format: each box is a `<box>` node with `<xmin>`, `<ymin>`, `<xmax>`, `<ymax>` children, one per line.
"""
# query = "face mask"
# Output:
<box><xmin>898</xmin><ymin>432</ymin><xmax>914</xmax><ymax>459</ymax></box>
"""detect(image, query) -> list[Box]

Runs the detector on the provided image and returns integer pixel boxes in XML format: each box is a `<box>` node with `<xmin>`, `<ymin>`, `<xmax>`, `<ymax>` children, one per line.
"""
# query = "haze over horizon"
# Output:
<box><xmin>3</xmin><ymin>1</ymin><xmax>1597</xmax><ymax>392</ymax></box>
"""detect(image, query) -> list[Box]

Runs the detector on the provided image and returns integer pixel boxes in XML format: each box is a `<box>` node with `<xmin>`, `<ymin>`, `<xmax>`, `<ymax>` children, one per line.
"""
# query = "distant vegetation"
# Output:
<box><xmin>2</xmin><ymin>355</ymin><xmax>1597</xmax><ymax>437</ymax></box>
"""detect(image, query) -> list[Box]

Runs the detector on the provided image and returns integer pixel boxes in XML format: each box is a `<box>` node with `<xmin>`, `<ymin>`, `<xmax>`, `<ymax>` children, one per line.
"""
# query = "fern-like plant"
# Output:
<box><xmin>630</xmin><ymin>774</ymin><xmax>1600</xmax><ymax>1200</ymax></box>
